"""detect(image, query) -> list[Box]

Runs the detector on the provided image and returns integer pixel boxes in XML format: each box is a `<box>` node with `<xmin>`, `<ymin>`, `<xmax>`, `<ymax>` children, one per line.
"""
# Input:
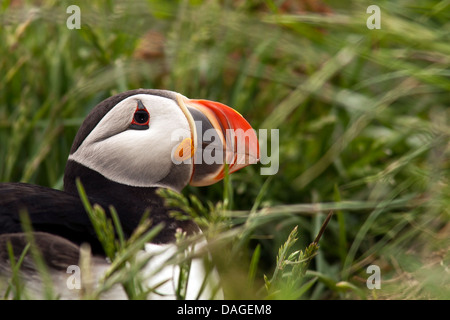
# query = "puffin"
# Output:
<box><xmin>0</xmin><ymin>89</ymin><xmax>259</xmax><ymax>299</ymax></box>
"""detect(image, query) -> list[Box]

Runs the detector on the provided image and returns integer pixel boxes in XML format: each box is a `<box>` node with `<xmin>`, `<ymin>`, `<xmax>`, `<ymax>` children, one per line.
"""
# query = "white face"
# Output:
<box><xmin>68</xmin><ymin>94</ymin><xmax>193</xmax><ymax>191</ymax></box>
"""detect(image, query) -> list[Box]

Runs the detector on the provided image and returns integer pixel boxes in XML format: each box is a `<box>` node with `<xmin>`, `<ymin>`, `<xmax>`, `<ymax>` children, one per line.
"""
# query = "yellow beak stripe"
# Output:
<box><xmin>173</xmin><ymin>137</ymin><xmax>194</xmax><ymax>162</ymax></box>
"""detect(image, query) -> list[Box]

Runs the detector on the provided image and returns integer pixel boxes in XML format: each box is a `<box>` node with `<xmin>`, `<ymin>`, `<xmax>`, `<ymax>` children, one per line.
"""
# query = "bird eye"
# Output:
<box><xmin>129</xmin><ymin>100</ymin><xmax>150</xmax><ymax>130</ymax></box>
<box><xmin>134</xmin><ymin>110</ymin><xmax>149</xmax><ymax>124</ymax></box>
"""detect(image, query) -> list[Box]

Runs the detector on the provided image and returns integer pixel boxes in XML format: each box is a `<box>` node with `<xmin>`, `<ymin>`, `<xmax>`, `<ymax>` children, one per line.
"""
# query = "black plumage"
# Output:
<box><xmin>0</xmin><ymin>164</ymin><xmax>198</xmax><ymax>256</ymax></box>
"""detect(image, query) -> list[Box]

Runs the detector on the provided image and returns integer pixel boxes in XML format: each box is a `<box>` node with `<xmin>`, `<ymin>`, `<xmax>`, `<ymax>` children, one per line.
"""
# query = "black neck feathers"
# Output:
<box><xmin>64</xmin><ymin>160</ymin><xmax>198</xmax><ymax>248</ymax></box>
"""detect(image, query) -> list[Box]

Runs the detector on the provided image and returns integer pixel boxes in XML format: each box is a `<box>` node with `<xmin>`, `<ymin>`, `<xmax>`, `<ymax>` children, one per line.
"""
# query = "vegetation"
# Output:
<box><xmin>0</xmin><ymin>0</ymin><xmax>449</xmax><ymax>299</ymax></box>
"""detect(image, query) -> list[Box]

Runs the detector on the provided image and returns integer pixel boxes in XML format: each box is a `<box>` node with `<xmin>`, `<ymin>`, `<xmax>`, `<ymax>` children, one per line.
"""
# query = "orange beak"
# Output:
<box><xmin>180</xmin><ymin>97</ymin><xmax>259</xmax><ymax>186</ymax></box>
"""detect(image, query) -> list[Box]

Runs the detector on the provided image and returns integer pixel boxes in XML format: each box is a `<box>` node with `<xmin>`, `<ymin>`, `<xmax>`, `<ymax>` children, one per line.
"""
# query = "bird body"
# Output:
<box><xmin>0</xmin><ymin>89</ymin><xmax>258</xmax><ymax>299</ymax></box>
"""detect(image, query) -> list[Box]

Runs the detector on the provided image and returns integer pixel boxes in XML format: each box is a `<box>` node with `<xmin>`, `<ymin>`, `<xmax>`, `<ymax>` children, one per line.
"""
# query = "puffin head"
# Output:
<box><xmin>65</xmin><ymin>89</ymin><xmax>259</xmax><ymax>193</ymax></box>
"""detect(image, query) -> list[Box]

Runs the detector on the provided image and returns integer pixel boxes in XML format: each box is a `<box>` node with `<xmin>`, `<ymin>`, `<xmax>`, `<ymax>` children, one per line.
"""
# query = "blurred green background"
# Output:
<box><xmin>0</xmin><ymin>0</ymin><xmax>449</xmax><ymax>299</ymax></box>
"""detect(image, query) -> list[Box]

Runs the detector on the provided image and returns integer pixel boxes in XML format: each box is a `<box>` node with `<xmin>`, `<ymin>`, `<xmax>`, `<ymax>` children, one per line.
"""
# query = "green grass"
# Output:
<box><xmin>0</xmin><ymin>0</ymin><xmax>449</xmax><ymax>299</ymax></box>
